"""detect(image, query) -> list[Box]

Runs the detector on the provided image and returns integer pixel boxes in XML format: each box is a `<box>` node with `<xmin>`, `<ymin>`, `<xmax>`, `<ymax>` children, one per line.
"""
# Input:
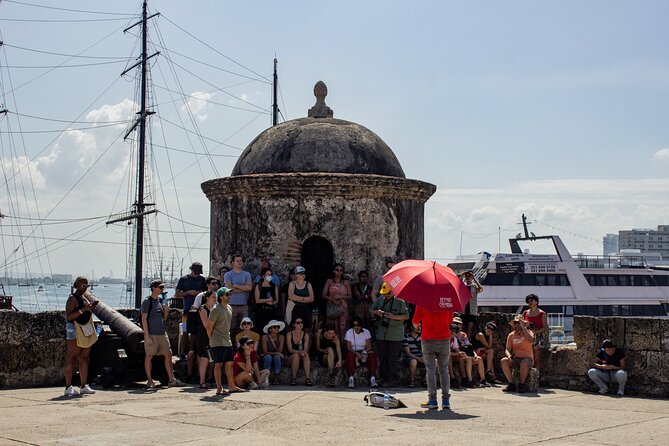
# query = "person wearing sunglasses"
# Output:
<box><xmin>286</xmin><ymin>318</ymin><xmax>313</xmax><ymax>386</ymax></box>
<box><xmin>235</xmin><ymin>317</ymin><xmax>259</xmax><ymax>351</ymax></box>
<box><xmin>344</xmin><ymin>317</ymin><xmax>377</xmax><ymax>388</ymax></box>
<box><xmin>322</xmin><ymin>263</ymin><xmax>351</xmax><ymax>340</ymax></box>
<box><xmin>287</xmin><ymin>266</ymin><xmax>314</xmax><ymax>330</ymax></box>
<box><xmin>232</xmin><ymin>336</ymin><xmax>268</xmax><ymax>390</ymax></box>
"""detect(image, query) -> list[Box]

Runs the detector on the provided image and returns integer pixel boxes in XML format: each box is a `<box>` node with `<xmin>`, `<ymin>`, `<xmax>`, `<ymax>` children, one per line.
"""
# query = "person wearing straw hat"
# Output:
<box><xmin>261</xmin><ymin>319</ymin><xmax>286</xmax><ymax>385</ymax></box>
<box><xmin>501</xmin><ymin>315</ymin><xmax>535</xmax><ymax>393</ymax></box>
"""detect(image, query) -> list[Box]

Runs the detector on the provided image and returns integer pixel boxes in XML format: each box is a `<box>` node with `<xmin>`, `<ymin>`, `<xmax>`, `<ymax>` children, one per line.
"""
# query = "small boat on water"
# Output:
<box><xmin>37</xmin><ymin>285</ymin><xmax>45</xmax><ymax>292</ymax></box>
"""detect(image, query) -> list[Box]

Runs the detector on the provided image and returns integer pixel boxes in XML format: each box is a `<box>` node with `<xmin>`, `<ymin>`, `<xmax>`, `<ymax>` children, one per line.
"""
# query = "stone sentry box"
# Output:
<box><xmin>201</xmin><ymin>81</ymin><xmax>435</xmax><ymax>299</ymax></box>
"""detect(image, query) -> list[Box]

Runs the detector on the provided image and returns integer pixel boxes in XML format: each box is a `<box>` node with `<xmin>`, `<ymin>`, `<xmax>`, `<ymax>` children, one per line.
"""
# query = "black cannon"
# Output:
<box><xmin>89</xmin><ymin>299</ymin><xmax>167</xmax><ymax>388</ymax></box>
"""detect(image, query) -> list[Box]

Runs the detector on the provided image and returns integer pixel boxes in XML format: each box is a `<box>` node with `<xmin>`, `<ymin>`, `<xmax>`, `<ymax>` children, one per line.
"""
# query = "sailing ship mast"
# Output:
<box><xmin>106</xmin><ymin>1</ymin><xmax>159</xmax><ymax>308</ymax></box>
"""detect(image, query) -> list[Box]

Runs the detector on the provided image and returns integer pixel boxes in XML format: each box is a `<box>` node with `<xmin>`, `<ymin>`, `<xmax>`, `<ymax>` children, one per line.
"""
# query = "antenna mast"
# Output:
<box><xmin>272</xmin><ymin>58</ymin><xmax>279</xmax><ymax>126</ymax></box>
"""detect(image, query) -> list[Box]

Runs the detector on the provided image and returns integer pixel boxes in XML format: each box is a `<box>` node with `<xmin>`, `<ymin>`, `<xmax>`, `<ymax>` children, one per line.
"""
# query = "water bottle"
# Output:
<box><xmin>298</xmin><ymin>340</ymin><xmax>303</xmax><ymax>352</ymax></box>
<box><xmin>383</xmin><ymin>392</ymin><xmax>390</xmax><ymax>410</ymax></box>
<box><xmin>361</xmin><ymin>350</ymin><xmax>368</xmax><ymax>363</ymax></box>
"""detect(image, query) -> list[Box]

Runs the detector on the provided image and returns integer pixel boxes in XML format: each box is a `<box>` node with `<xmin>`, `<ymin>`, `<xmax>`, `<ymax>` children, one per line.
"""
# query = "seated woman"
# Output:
<box><xmin>286</xmin><ymin>318</ymin><xmax>313</xmax><ymax>386</ymax></box>
<box><xmin>254</xmin><ymin>267</ymin><xmax>280</xmax><ymax>335</ymax></box>
<box><xmin>196</xmin><ymin>290</ymin><xmax>216</xmax><ymax>388</ymax></box>
<box><xmin>344</xmin><ymin>317</ymin><xmax>377</xmax><ymax>388</ymax></box>
<box><xmin>235</xmin><ymin>317</ymin><xmax>260</xmax><ymax>350</ymax></box>
<box><xmin>316</xmin><ymin>324</ymin><xmax>343</xmax><ymax>387</ymax></box>
<box><xmin>449</xmin><ymin>323</ymin><xmax>472</xmax><ymax>388</ymax></box>
<box><xmin>261</xmin><ymin>319</ymin><xmax>286</xmax><ymax>385</ymax></box>
<box><xmin>474</xmin><ymin>321</ymin><xmax>498</xmax><ymax>384</ymax></box>
<box><xmin>233</xmin><ymin>336</ymin><xmax>269</xmax><ymax>390</ymax></box>
<box><xmin>402</xmin><ymin>324</ymin><xmax>424</xmax><ymax>388</ymax></box>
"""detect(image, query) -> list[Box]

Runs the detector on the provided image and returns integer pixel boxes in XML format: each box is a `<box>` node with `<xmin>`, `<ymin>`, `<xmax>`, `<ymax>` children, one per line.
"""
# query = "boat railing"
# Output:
<box><xmin>573</xmin><ymin>255</ymin><xmax>648</xmax><ymax>269</ymax></box>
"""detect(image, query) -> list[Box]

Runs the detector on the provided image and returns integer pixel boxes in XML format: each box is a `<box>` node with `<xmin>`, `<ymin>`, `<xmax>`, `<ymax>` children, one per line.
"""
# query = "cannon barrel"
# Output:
<box><xmin>93</xmin><ymin>297</ymin><xmax>145</xmax><ymax>356</ymax></box>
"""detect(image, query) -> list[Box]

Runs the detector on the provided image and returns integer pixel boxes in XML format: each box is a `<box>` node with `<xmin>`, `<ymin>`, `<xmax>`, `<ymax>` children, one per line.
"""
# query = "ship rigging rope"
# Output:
<box><xmin>126</xmin><ymin>139</ymin><xmax>240</xmax><ymax>157</ymax></box>
<box><xmin>1</xmin><ymin>43</ymin><xmax>131</xmax><ymax>60</ymax></box>
<box><xmin>0</xmin><ymin>17</ymin><xmax>135</xmax><ymax>23</ymax></box>
<box><xmin>7</xmin><ymin>110</ymin><xmax>127</xmax><ymax>124</ymax></box>
<box><xmin>160</xmin><ymin>14</ymin><xmax>270</xmax><ymax>83</ymax></box>
<box><xmin>2</xmin><ymin>0</ymin><xmax>137</xmax><ymax>16</ymax></box>
<box><xmin>151</xmin><ymin>83</ymin><xmax>270</xmax><ymax>114</ymax></box>
<box><xmin>0</xmin><ymin>121</ymin><xmax>130</xmax><ymax>133</ymax></box>
<box><xmin>2</xmin><ymin>60</ymin><xmax>128</xmax><ymax>69</ymax></box>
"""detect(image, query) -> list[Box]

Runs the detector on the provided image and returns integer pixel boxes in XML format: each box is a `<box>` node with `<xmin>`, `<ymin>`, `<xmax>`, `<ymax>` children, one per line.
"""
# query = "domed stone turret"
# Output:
<box><xmin>231</xmin><ymin>81</ymin><xmax>405</xmax><ymax>178</ymax></box>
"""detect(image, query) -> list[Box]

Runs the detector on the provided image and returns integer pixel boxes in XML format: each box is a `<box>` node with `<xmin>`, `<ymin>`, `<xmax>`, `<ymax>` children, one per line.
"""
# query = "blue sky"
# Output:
<box><xmin>1</xmin><ymin>0</ymin><xmax>668</xmax><ymax>278</ymax></box>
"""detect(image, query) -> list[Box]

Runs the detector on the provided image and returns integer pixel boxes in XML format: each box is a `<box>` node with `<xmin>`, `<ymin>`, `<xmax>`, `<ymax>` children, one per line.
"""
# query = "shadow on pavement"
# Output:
<box><xmin>390</xmin><ymin>410</ymin><xmax>478</xmax><ymax>421</ymax></box>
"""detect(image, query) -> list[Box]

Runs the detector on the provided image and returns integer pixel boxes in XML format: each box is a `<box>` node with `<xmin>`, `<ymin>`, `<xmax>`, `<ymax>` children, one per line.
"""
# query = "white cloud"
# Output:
<box><xmin>425</xmin><ymin>178</ymin><xmax>669</xmax><ymax>261</ymax></box>
<box><xmin>181</xmin><ymin>91</ymin><xmax>214</xmax><ymax>121</ymax></box>
<box><xmin>653</xmin><ymin>148</ymin><xmax>669</xmax><ymax>161</ymax></box>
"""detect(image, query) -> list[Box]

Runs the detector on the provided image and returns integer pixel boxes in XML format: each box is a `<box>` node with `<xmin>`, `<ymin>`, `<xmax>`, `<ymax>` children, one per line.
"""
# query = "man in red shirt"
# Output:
<box><xmin>412</xmin><ymin>305</ymin><xmax>454</xmax><ymax>410</ymax></box>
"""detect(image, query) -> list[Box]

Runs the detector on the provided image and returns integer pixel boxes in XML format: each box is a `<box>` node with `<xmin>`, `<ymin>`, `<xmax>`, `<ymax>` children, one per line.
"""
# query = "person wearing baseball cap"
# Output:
<box><xmin>174</xmin><ymin>261</ymin><xmax>207</xmax><ymax>379</ymax></box>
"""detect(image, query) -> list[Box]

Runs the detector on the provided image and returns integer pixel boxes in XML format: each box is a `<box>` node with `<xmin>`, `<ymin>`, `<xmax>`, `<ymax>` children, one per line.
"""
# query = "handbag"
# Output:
<box><xmin>326</xmin><ymin>301</ymin><xmax>344</xmax><ymax>319</ymax></box>
<box><xmin>285</xmin><ymin>300</ymin><xmax>295</xmax><ymax>325</ymax></box>
<box><xmin>74</xmin><ymin>319</ymin><xmax>98</xmax><ymax>348</ymax></box>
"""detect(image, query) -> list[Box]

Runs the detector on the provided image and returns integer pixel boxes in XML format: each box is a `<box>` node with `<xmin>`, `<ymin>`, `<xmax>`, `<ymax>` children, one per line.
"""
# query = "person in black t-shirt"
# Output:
<box><xmin>587</xmin><ymin>339</ymin><xmax>627</xmax><ymax>396</ymax></box>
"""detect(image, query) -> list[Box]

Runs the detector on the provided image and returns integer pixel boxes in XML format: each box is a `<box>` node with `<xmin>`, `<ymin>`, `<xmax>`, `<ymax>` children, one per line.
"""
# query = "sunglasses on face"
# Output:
<box><xmin>244</xmin><ymin>341</ymin><xmax>254</xmax><ymax>346</ymax></box>
<box><xmin>241</xmin><ymin>322</ymin><xmax>251</xmax><ymax>326</ymax></box>
<box><xmin>334</xmin><ymin>268</ymin><xmax>343</xmax><ymax>272</ymax></box>
<box><xmin>294</xmin><ymin>321</ymin><xmax>303</xmax><ymax>324</ymax></box>
<box><xmin>353</xmin><ymin>323</ymin><xmax>360</xmax><ymax>327</ymax></box>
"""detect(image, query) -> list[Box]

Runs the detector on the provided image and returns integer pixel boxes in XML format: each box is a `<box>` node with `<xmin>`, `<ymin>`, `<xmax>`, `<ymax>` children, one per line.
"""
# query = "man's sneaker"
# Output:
<box><xmin>420</xmin><ymin>400</ymin><xmax>439</xmax><ymax>409</ymax></box>
<box><xmin>479</xmin><ymin>380</ymin><xmax>492</xmax><ymax>387</ymax></box>
<box><xmin>464</xmin><ymin>379</ymin><xmax>476</xmax><ymax>388</ymax></box>
<box><xmin>598</xmin><ymin>386</ymin><xmax>609</xmax><ymax>395</ymax></box>
<box><xmin>167</xmin><ymin>379</ymin><xmax>184</xmax><ymax>387</ymax></box>
<box><xmin>370</xmin><ymin>376</ymin><xmax>378</xmax><ymax>388</ymax></box>
<box><xmin>248</xmin><ymin>381</ymin><xmax>258</xmax><ymax>390</ymax></box>
<box><xmin>517</xmin><ymin>383</ymin><xmax>527</xmax><ymax>393</ymax></box>
<box><xmin>64</xmin><ymin>386</ymin><xmax>79</xmax><ymax>397</ymax></box>
<box><xmin>348</xmin><ymin>376</ymin><xmax>355</xmax><ymax>389</ymax></box>
<box><xmin>79</xmin><ymin>384</ymin><xmax>96</xmax><ymax>395</ymax></box>
<box><xmin>616</xmin><ymin>389</ymin><xmax>624</xmax><ymax>397</ymax></box>
<box><xmin>442</xmin><ymin>397</ymin><xmax>450</xmax><ymax>410</ymax></box>
<box><xmin>146</xmin><ymin>379</ymin><xmax>156</xmax><ymax>389</ymax></box>
<box><xmin>502</xmin><ymin>383</ymin><xmax>516</xmax><ymax>393</ymax></box>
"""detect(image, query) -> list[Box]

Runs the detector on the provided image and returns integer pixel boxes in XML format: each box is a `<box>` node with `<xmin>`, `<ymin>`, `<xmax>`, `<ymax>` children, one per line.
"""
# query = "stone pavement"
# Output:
<box><xmin>1</xmin><ymin>384</ymin><xmax>668</xmax><ymax>445</ymax></box>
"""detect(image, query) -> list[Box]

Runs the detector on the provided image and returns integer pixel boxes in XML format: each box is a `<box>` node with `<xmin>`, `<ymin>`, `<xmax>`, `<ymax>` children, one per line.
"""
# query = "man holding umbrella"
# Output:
<box><xmin>382</xmin><ymin>259</ymin><xmax>472</xmax><ymax>409</ymax></box>
<box><xmin>371</xmin><ymin>283</ymin><xmax>409</xmax><ymax>387</ymax></box>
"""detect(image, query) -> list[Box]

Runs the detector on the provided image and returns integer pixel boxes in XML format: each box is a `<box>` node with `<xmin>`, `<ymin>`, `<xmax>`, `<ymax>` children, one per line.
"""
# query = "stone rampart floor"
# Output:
<box><xmin>1</xmin><ymin>384</ymin><xmax>668</xmax><ymax>445</ymax></box>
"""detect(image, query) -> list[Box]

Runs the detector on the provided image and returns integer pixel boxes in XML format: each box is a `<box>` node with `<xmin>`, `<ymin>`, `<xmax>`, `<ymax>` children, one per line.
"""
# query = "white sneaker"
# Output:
<box><xmin>617</xmin><ymin>389</ymin><xmax>624</xmax><ymax>397</ymax></box>
<box><xmin>167</xmin><ymin>379</ymin><xmax>184</xmax><ymax>387</ymax></box>
<box><xmin>598</xmin><ymin>386</ymin><xmax>609</xmax><ymax>395</ymax></box>
<box><xmin>79</xmin><ymin>384</ymin><xmax>96</xmax><ymax>395</ymax></box>
<box><xmin>348</xmin><ymin>376</ymin><xmax>355</xmax><ymax>389</ymax></box>
<box><xmin>263</xmin><ymin>376</ymin><xmax>270</xmax><ymax>388</ymax></box>
<box><xmin>146</xmin><ymin>379</ymin><xmax>156</xmax><ymax>389</ymax></box>
<box><xmin>64</xmin><ymin>386</ymin><xmax>79</xmax><ymax>397</ymax></box>
<box><xmin>248</xmin><ymin>381</ymin><xmax>258</xmax><ymax>390</ymax></box>
<box><xmin>370</xmin><ymin>376</ymin><xmax>378</xmax><ymax>388</ymax></box>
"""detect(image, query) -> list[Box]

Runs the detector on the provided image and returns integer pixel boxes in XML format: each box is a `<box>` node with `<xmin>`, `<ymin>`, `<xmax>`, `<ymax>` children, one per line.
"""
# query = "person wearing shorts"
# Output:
<box><xmin>207</xmin><ymin>287</ymin><xmax>243</xmax><ymax>394</ymax></box>
<box><xmin>141</xmin><ymin>280</ymin><xmax>183</xmax><ymax>388</ymax></box>
<box><xmin>500</xmin><ymin>315</ymin><xmax>535</xmax><ymax>393</ymax></box>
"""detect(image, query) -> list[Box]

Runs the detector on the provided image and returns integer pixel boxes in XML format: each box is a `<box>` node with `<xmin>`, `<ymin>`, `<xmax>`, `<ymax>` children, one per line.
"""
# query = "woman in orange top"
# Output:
<box><xmin>500</xmin><ymin>315</ymin><xmax>535</xmax><ymax>393</ymax></box>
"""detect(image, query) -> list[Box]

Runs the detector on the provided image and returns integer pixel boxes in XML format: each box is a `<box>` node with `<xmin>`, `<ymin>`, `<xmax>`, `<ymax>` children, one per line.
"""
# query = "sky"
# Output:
<box><xmin>1</xmin><ymin>0</ymin><xmax>668</xmax><ymax>280</ymax></box>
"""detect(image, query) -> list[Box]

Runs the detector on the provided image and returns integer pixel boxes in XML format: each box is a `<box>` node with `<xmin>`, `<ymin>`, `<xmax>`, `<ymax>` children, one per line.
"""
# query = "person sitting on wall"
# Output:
<box><xmin>344</xmin><ymin>317</ymin><xmax>378</xmax><ymax>388</ymax></box>
<box><xmin>316</xmin><ymin>324</ymin><xmax>343</xmax><ymax>388</ymax></box>
<box><xmin>473</xmin><ymin>321</ymin><xmax>498</xmax><ymax>385</ymax></box>
<box><xmin>235</xmin><ymin>317</ymin><xmax>260</xmax><ymax>350</ymax></box>
<box><xmin>402</xmin><ymin>323</ymin><xmax>424</xmax><ymax>388</ymax></box>
<box><xmin>587</xmin><ymin>339</ymin><xmax>627</xmax><ymax>396</ymax></box>
<box><xmin>286</xmin><ymin>318</ymin><xmax>313</xmax><ymax>386</ymax></box>
<box><xmin>500</xmin><ymin>315</ymin><xmax>535</xmax><ymax>393</ymax></box>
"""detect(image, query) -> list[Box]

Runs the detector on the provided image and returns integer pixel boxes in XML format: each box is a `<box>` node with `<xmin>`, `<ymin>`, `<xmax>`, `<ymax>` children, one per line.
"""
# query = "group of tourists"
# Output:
<box><xmin>62</xmin><ymin>258</ymin><xmax>627</xmax><ymax>405</ymax></box>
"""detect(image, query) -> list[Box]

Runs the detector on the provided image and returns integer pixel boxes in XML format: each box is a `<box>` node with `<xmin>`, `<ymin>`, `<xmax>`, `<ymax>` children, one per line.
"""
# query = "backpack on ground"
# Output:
<box><xmin>364</xmin><ymin>391</ymin><xmax>406</xmax><ymax>409</ymax></box>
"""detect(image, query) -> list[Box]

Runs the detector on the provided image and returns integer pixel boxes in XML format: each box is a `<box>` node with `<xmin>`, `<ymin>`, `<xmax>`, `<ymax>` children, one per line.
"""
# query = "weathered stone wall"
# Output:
<box><xmin>476</xmin><ymin>313</ymin><xmax>669</xmax><ymax>397</ymax></box>
<box><xmin>202</xmin><ymin>173</ymin><xmax>435</xmax><ymax>281</ymax></box>
<box><xmin>0</xmin><ymin>308</ymin><xmax>182</xmax><ymax>388</ymax></box>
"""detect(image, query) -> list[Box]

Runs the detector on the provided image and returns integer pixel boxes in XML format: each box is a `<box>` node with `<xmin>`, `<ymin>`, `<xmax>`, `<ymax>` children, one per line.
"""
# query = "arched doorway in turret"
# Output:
<box><xmin>301</xmin><ymin>236</ymin><xmax>334</xmax><ymax>315</ymax></box>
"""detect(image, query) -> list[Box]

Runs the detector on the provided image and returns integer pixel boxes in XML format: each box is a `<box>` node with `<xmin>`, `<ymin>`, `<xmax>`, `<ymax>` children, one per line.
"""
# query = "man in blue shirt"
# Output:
<box><xmin>224</xmin><ymin>254</ymin><xmax>253</xmax><ymax>341</ymax></box>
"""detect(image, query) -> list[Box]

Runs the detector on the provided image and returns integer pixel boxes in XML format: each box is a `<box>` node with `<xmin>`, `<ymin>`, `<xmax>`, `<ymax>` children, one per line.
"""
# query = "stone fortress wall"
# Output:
<box><xmin>1</xmin><ymin>310</ymin><xmax>667</xmax><ymax>397</ymax></box>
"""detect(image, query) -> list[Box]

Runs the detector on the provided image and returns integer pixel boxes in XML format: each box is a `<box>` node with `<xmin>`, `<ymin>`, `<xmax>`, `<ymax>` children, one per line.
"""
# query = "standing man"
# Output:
<box><xmin>371</xmin><ymin>282</ymin><xmax>409</xmax><ymax>387</ymax></box>
<box><xmin>501</xmin><ymin>315</ymin><xmax>535</xmax><ymax>393</ymax></box>
<box><xmin>412</xmin><ymin>304</ymin><xmax>454</xmax><ymax>410</ymax></box>
<box><xmin>175</xmin><ymin>262</ymin><xmax>207</xmax><ymax>377</ymax></box>
<box><xmin>141</xmin><ymin>279</ymin><xmax>183</xmax><ymax>388</ymax></box>
<box><xmin>461</xmin><ymin>270</ymin><xmax>483</xmax><ymax>339</ymax></box>
<box><xmin>224</xmin><ymin>254</ymin><xmax>253</xmax><ymax>341</ymax></box>
<box><xmin>207</xmin><ymin>287</ymin><xmax>243</xmax><ymax>394</ymax></box>
<box><xmin>587</xmin><ymin>340</ymin><xmax>627</xmax><ymax>396</ymax></box>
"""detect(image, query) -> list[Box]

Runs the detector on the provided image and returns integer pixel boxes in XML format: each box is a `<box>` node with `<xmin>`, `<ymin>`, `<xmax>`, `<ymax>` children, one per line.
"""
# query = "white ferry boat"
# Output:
<box><xmin>448</xmin><ymin>216</ymin><xmax>669</xmax><ymax>337</ymax></box>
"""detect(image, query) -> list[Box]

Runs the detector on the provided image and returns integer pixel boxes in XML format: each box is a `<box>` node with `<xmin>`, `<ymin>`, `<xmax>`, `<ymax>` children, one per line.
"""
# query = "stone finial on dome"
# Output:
<box><xmin>308</xmin><ymin>81</ymin><xmax>334</xmax><ymax>118</ymax></box>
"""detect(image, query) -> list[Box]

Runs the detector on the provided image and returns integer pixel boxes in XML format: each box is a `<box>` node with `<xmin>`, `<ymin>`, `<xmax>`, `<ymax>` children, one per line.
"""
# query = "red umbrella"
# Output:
<box><xmin>382</xmin><ymin>260</ymin><xmax>471</xmax><ymax>312</ymax></box>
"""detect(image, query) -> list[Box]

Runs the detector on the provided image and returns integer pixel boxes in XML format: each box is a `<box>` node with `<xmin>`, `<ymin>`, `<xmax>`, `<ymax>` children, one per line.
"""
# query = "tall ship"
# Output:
<box><xmin>449</xmin><ymin>215</ymin><xmax>669</xmax><ymax>338</ymax></box>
